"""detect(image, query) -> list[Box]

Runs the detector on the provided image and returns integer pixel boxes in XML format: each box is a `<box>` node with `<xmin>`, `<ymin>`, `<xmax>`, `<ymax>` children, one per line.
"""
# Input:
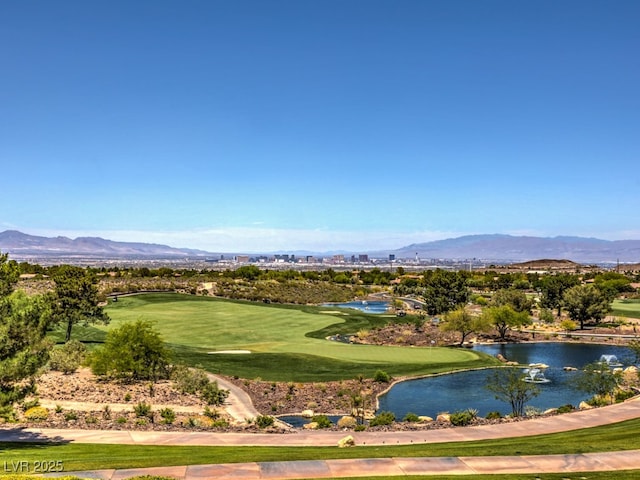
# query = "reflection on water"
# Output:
<box><xmin>323</xmin><ymin>300</ymin><xmax>390</xmax><ymax>314</ymax></box>
<box><xmin>378</xmin><ymin>343</ymin><xmax>632</xmax><ymax>419</ymax></box>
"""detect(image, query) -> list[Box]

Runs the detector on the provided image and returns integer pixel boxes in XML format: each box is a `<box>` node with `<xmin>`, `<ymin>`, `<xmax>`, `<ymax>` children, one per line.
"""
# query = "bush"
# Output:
<box><xmin>485</xmin><ymin>411</ymin><xmax>502</xmax><ymax>420</ymax></box>
<box><xmin>369</xmin><ymin>411</ymin><xmax>395</xmax><ymax>426</ymax></box>
<box><xmin>557</xmin><ymin>404</ymin><xmax>574</xmax><ymax>414</ymax></box>
<box><xmin>134</xmin><ymin>401</ymin><xmax>152</xmax><ymax>418</ymax></box>
<box><xmin>615</xmin><ymin>389</ymin><xmax>636</xmax><ymax>402</ymax></box>
<box><xmin>90</xmin><ymin>319</ymin><xmax>171</xmax><ymax>381</ymax></box>
<box><xmin>171</xmin><ymin>365</ymin><xmax>229</xmax><ymax>406</ymax></box>
<box><xmin>373</xmin><ymin>370</ymin><xmax>391</xmax><ymax>383</ymax></box>
<box><xmin>449</xmin><ymin>409</ymin><xmax>477</xmax><ymax>426</ymax></box>
<box><xmin>402</xmin><ymin>412</ymin><xmax>420</xmax><ymax>423</ymax></box>
<box><xmin>23</xmin><ymin>406</ymin><xmax>49</xmax><ymax>422</ymax></box>
<box><xmin>337</xmin><ymin>416</ymin><xmax>357</xmax><ymax>429</ymax></box>
<box><xmin>311</xmin><ymin>414</ymin><xmax>332</xmax><ymax>429</ymax></box>
<box><xmin>255</xmin><ymin>415</ymin><xmax>275</xmax><ymax>429</ymax></box>
<box><xmin>159</xmin><ymin>408</ymin><xmax>176</xmax><ymax>425</ymax></box>
<box><xmin>49</xmin><ymin>340</ymin><xmax>87</xmax><ymax>374</ymax></box>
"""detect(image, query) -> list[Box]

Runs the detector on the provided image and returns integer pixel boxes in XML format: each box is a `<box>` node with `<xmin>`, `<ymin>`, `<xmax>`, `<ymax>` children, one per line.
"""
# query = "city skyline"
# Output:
<box><xmin>2</xmin><ymin>1</ymin><xmax>639</xmax><ymax>252</ymax></box>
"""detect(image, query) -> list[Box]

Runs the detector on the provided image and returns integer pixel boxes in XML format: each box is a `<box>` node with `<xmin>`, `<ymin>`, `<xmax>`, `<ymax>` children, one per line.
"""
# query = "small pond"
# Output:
<box><xmin>377</xmin><ymin>343</ymin><xmax>634</xmax><ymax>419</ymax></box>
<box><xmin>323</xmin><ymin>300</ymin><xmax>390</xmax><ymax>314</ymax></box>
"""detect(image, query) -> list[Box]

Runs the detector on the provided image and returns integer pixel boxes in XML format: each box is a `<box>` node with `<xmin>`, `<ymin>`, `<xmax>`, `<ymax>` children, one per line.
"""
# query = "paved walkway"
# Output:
<box><xmin>3</xmin><ymin>397</ymin><xmax>640</xmax><ymax>478</ymax></box>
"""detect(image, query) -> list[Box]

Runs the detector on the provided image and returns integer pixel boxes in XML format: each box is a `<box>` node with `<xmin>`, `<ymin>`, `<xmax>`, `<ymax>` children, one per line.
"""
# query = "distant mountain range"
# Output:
<box><xmin>385</xmin><ymin>234</ymin><xmax>640</xmax><ymax>263</ymax></box>
<box><xmin>1</xmin><ymin>230</ymin><xmax>639</xmax><ymax>264</ymax></box>
<box><xmin>0</xmin><ymin>230</ymin><xmax>212</xmax><ymax>260</ymax></box>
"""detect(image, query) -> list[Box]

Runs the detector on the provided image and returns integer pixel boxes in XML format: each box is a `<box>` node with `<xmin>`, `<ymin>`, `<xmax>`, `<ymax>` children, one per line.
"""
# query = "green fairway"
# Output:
<box><xmin>80</xmin><ymin>293</ymin><xmax>499</xmax><ymax>381</ymax></box>
<box><xmin>612</xmin><ymin>299</ymin><xmax>640</xmax><ymax>320</ymax></box>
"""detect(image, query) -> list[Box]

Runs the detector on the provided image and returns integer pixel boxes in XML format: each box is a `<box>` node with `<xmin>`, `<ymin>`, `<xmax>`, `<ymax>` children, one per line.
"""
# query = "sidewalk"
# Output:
<box><xmin>3</xmin><ymin>397</ymin><xmax>640</xmax><ymax>479</ymax></box>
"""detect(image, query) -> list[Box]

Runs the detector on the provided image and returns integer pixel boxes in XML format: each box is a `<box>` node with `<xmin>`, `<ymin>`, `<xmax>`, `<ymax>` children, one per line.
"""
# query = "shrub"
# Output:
<box><xmin>255</xmin><ymin>415</ymin><xmax>275</xmax><ymax>428</ymax></box>
<box><xmin>201</xmin><ymin>382</ymin><xmax>229</xmax><ymax>406</ymax></box>
<box><xmin>485</xmin><ymin>411</ymin><xmax>502</xmax><ymax>420</ymax></box>
<box><xmin>116</xmin><ymin>416</ymin><xmax>128</xmax><ymax>424</ymax></box>
<box><xmin>48</xmin><ymin>340</ymin><xmax>87</xmax><ymax>374</ymax></box>
<box><xmin>171</xmin><ymin>365</ymin><xmax>229</xmax><ymax>406</ymax></box>
<box><xmin>449</xmin><ymin>409</ymin><xmax>477</xmax><ymax>426</ymax></box>
<box><xmin>557</xmin><ymin>404</ymin><xmax>574</xmax><ymax>414</ymax></box>
<box><xmin>311</xmin><ymin>414</ymin><xmax>332</xmax><ymax>429</ymax></box>
<box><xmin>23</xmin><ymin>406</ymin><xmax>49</xmax><ymax>422</ymax></box>
<box><xmin>337</xmin><ymin>416</ymin><xmax>357</xmax><ymax>429</ymax></box>
<box><xmin>203</xmin><ymin>406</ymin><xmax>219</xmax><ymax>419</ymax></box>
<box><xmin>373</xmin><ymin>370</ymin><xmax>391</xmax><ymax>383</ymax></box>
<box><xmin>615</xmin><ymin>389</ymin><xmax>636</xmax><ymax>402</ymax></box>
<box><xmin>369</xmin><ymin>411</ymin><xmax>395</xmax><ymax>427</ymax></box>
<box><xmin>354</xmin><ymin>424</ymin><xmax>367</xmax><ymax>431</ymax></box>
<box><xmin>90</xmin><ymin>319</ymin><xmax>171</xmax><ymax>381</ymax></box>
<box><xmin>134</xmin><ymin>401</ymin><xmax>152</xmax><ymax>418</ymax></box>
<box><xmin>402</xmin><ymin>412</ymin><xmax>420</xmax><ymax>423</ymax></box>
<box><xmin>64</xmin><ymin>411</ymin><xmax>78</xmax><ymax>421</ymax></box>
<box><xmin>159</xmin><ymin>408</ymin><xmax>176</xmax><ymax>425</ymax></box>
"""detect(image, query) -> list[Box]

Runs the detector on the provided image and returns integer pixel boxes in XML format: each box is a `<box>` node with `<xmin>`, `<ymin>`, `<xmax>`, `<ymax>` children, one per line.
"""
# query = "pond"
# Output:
<box><xmin>377</xmin><ymin>343</ymin><xmax>634</xmax><ymax>419</ymax></box>
<box><xmin>322</xmin><ymin>300</ymin><xmax>390</xmax><ymax>314</ymax></box>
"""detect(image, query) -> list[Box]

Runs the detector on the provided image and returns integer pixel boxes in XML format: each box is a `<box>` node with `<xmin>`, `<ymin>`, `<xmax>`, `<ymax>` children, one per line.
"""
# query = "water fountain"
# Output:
<box><xmin>522</xmin><ymin>367</ymin><xmax>551</xmax><ymax>383</ymax></box>
<box><xmin>599</xmin><ymin>354</ymin><xmax>623</xmax><ymax>368</ymax></box>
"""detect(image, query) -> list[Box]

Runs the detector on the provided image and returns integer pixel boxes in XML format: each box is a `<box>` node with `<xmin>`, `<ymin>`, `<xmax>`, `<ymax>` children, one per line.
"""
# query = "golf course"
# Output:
<box><xmin>91</xmin><ymin>293</ymin><xmax>499</xmax><ymax>381</ymax></box>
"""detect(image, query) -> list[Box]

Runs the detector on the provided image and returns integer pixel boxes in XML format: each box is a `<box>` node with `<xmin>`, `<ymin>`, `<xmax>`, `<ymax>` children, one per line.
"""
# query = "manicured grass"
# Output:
<box><xmin>2</xmin><ymin>418</ymin><xmax>640</xmax><ymax>472</ymax></box>
<box><xmin>612</xmin><ymin>299</ymin><xmax>640</xmax><ymax>320</ymax></box>
<box><xmin>63</xmin><ymin>293</ymin><xmax>500</xmax><ymax>381</ymax></box>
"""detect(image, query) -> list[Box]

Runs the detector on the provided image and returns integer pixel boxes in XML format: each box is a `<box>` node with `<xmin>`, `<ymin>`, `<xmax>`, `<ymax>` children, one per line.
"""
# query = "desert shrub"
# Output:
<box><xmin>337</xmin><ymin>416</ymin><xmax>357</xmax><ymax>428</ymax></box>
<box><xmin>255</xmin><ymin>415</ymin><xmax>275</xmax><ymax>428</ymax></box>
<box><xmin>311</xmin><ymin>414</ymin><xmax>332</xmax><ymax>429</ymax></box>
<box><xmin>373</xmin><ymin>370</ymin><xmax>391</xmax><ymax>383</ymax></box>
<box><xmin>48</xmin><ymin>340</ymin><xmax>87</xmax><ymax>374</ymax></box>
<box><xmin>159</xmin><ymin>408</ymin><xmax>176</xmax><ymax>425</ymax></box>
<box><xmin>354</xmin><ymin>424</ymin><xmax>367</xmax><ymax>431</ymax></box>
<box><xmin>449</xmin><ymin>409</ymin><xmax>477</xmax><ymax>426</ymax></box>
<box><xmin>23</xmin><ymin>406</ymin><xmax>49</xmax><ymax>422</ymax></box>
<box><xmin>615</xmin><ymin>389</ymin><xmax>636</xmax><ymax>402</ymax></box>
<box><xmin>369</xmin><ymin>411</ymin><xmax>395</xmax><ymax>427</ymax></box>
<box><xmin>485</xmin><ymin>411</ymin><xmax>502</xmax><ymax>420</ymax></box>
<box><xmin>171</xmin><ymin>365</ymin><xmax>229</xmax><ymax>406</ymax></box>
<box><xmin>557</xmin><ymin>404</ymin><xmax>574</xmax><ymax>414</ymax></box>
<box><xmin>116</xmin><ymin>416</ymin><xmax>128</xmax><ymax>424</ymax></box>
<box><xmin>134</xmin><ymin>401</ymin><xmax>152</xmax><ymax>418</ymax></box>
<box><xmin>64</xmin><ymin>411</ymin><xmax>78</xmax><ymax>421</ymax></box>
<box><xmin>203</xmin><ymin>406</ymin><xmax>219</xmax><ymax>419</ymax></box>
<box><xmin>90</xmin><ymin>320</ymin><xmax>171</xmax><ymax>381</ymax></box>
<box><xmin>402</xmin><ymin>412</ymin><xmax>420</xmax><ymax>423</ymax></box>
<box><xmin>201</xmin><ymin>381</ymin><xmax>229</xmax><ymax>406</ymax></box>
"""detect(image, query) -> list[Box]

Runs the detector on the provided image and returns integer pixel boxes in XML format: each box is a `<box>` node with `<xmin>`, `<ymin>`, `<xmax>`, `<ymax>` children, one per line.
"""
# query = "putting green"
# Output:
<box><xmin>101</xmin><ymin>293</ymin><xmax>494</xmax><ymax>380</ymax></box>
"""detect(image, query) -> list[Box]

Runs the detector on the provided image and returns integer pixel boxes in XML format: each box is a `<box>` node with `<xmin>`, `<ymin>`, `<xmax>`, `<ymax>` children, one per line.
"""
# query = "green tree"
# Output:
<box><xmin>562</xmin><ymin>284</ymin><xmax>610</xmax><ymax>330</ymax></box>
<box><xmin>52</xmin><ymin>265</ymin><xmax>109</xmax><ymax>342</ymax></box>
<box><xmin>483</xmin><ymin>305</ymin><xmax>531</xmax><ymax>341</ymax></box>
<box><xmin>90</xmin><ymin>319</ymin><xmax>172</xmax><ymax>382</ymax></box>
<box><xmin>0</xmin><ymin>253</ymin><xmax>51</xmax><ymax>419</ymax></box>
<box><xmin>575</xmin><ymin>361</ymin><xmax>622</xmax><ymax>404</ymax></box>
<box><xmin>440</xmin><ymin>307</ymin><xmax>490</xmax><ymax>346</ymax></box>
<box><xmin>486</xmin><ymin>368</ymin><xmax>540</xmax><ymax>417</ymax></box>
<box><xmin>421</xmin><ymin>269</ymin><xmax>470</xmax><ymax>315</ymax></box>
<box><xmin>491</xmin><ymin>288</ymin><xmax>533</xmax><ymax>313</ymax></box>
<box><xmin>539</xmin><ymin>274</ymin><xmax>579</xmax><ymax>317</ymax></box>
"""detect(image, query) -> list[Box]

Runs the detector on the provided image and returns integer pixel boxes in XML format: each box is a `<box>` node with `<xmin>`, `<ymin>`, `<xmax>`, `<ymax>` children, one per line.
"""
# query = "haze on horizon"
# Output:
<box><xmin>1</xmin><ymin>1</ymin><xmax>638</xmax><ymax>253</ymax></box>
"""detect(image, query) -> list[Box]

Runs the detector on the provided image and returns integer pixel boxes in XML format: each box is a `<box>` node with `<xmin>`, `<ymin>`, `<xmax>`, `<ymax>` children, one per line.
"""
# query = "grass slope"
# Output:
<box><xmin>71</xmin><ymin>293</ymin><xmax>499</xmax><ymax>381</ymax></box>
<box><xmin>612</xmin><ymin>299</ymin><xmax>640</xmax><ymax>320</ymax></box>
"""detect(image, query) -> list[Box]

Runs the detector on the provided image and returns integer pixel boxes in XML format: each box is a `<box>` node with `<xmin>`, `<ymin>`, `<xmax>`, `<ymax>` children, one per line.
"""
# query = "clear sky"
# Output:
<box><xmin>1</xmin><ymin>0</ymin><xmax>638</xmax><ymax>253</ymax></box>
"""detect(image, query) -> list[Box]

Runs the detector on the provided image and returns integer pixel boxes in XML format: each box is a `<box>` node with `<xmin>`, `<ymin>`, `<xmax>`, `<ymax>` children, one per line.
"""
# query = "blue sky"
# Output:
<box><xmin>1</xmin><ymin>0</ymin><xmax>638</xmax><ymax>253</ymax></box>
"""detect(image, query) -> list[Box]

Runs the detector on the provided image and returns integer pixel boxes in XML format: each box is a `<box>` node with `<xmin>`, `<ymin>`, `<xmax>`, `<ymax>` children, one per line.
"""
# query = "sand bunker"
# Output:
<box><xmin>207</xmin><ymin>350</ymin><xmax>252</xmax><ymax>354</ymax></box>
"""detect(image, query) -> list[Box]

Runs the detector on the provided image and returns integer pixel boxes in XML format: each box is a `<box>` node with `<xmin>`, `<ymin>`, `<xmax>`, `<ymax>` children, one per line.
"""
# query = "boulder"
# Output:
<box><xmin>338</xmin><ymin>435</ymin><xmax>355</xmax><ymax>448</ymax></box>
<box><xmin>579</xmin><ymin>401</ymin><xmax>593</xmax><ymax>410</ymax></box>
<box><xmin>418</xmin><ymin>416</ymin><xmax>434</xmax><ymax>423</ymax></box>
<box><xmin>301</xmin><ymin>409</ymin><xmax>314</xmax><ymax>418</ymax></box>
<box><xmin>303</xmin><ymin>422</ymin><xmax>319</xmax><ymax>430</ymax></box>
<box><xmin>436</xmin><ymin>413</ymin><xmax>451</xmax><ymax>423</ymax></box>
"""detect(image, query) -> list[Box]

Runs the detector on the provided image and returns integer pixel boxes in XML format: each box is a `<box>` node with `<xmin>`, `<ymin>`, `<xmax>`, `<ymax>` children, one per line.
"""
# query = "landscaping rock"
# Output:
<box><xmin>338</xmin><ymin>435</ymin><xmax>355</xmax><ymax>448</ymax></box>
